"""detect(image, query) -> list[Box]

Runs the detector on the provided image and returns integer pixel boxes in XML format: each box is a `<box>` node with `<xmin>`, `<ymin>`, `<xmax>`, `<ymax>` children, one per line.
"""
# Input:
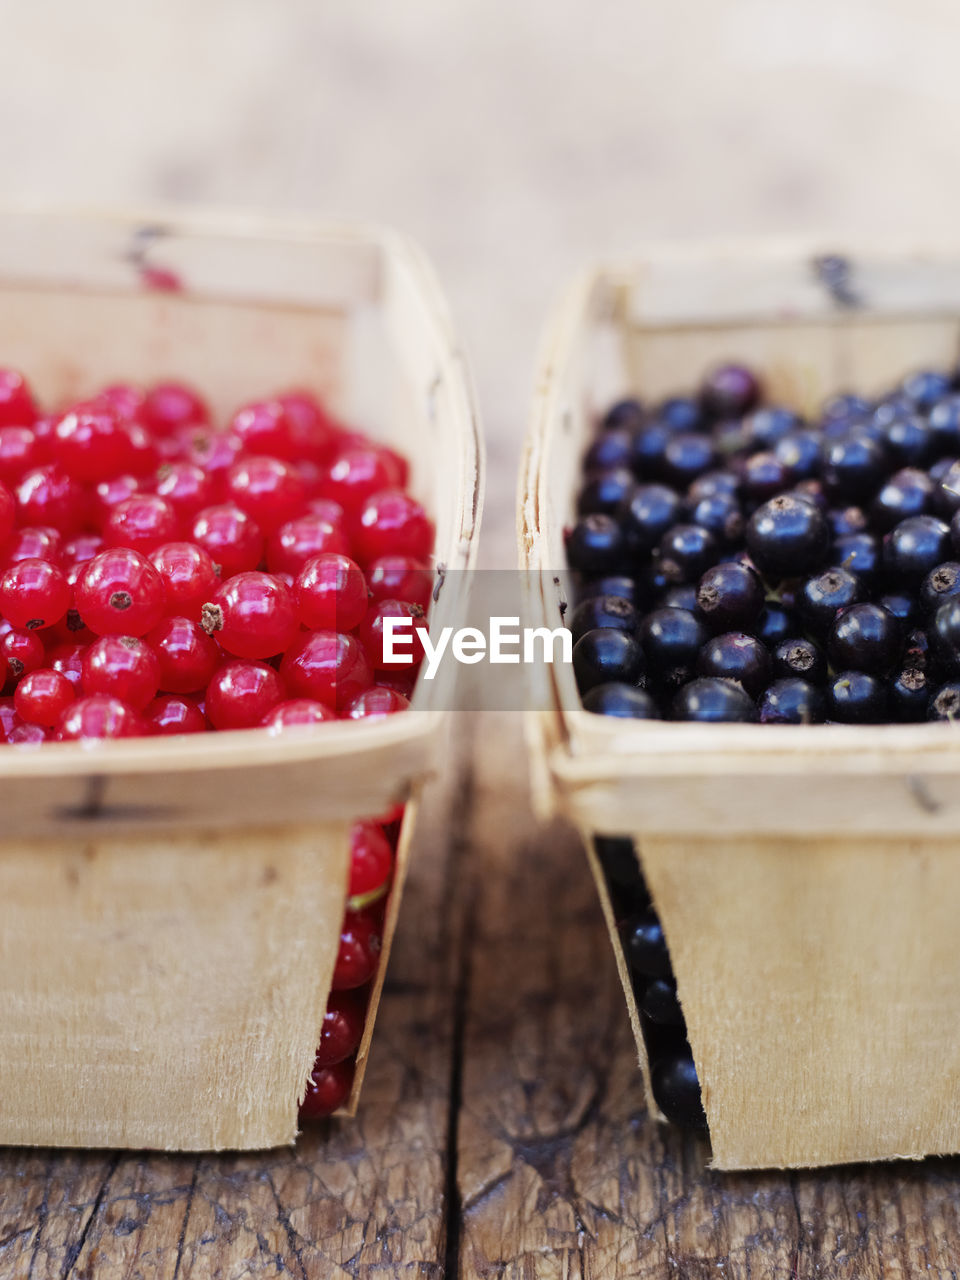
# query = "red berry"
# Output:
<box><xmin>313</xmin><ymin>990</ymin><xmax>365</xmax><ymax>1067</ymax></box>
<box><xmin>57</xmin><ymin>694</ymin><xmax>144</xmax><ymax>741</ymax></box>
<box><xmin>142</xmin><ymin>381</ymin><xmax>209</xmax><ymax>436</ymax></box>
<box><xmin>144</xmin><ymin>694</ymin><xmax>207</xmax><ymax>735</ymax></box>
<box><xmin>322</xmin><ymin>447</ymin><xmax>396</xmax><ymax>514</ymax></box>
<box><xmin>62</xmin><ymin>532</ymin><xmax>105</xmax><ymax>569</ymax></box>
<box><xmin>47</xmin><ymin>642</ymin><xmax>88</xmax><ymax>689</ymax></box>
<box><xmin>0</xmin><ymin>427</ymin><xmax>41</xmax><ymax>484</ymax></box>
<box><xmin>191</xmin><ymin>504</ymin><xmax>265</xmax><ymax>578</ymax></box>
<box><xmin>202</xmin><ymin>572</ymin><xmax>297</xmax><ymax>660</ymax></box>
<box><xmin>123</xmin><ymin>422</ymin><xmax>160</xmax><ymax>476</ymax></box>
<box><xmin>75</xmin><ymin>548</ymin><xmax>166</xmax><ymax>636</ymax></box>
<box><xmin>366</xmin><ymin>555</ymin><xmax>433</xmax><ymax>610</ymax></box>
<box><xmin>16</xmin><ymin>466</ymin><xmax>86</xmax><ymax>534</ymax></box>
<box><xmin>260</xmin><ymin>698</ymin><xmax>336</xmax><ymax>732</ymax></box>
<box><xmin>0</xmin><ymin>483</ymin><xmax>13</xmax><ymax>543</ymax></box>
<box><xmin>348</xmin><ymin>821</ymin><xmax>393</xmax><ymax>897</ymax></box>
<box><xmin>205</xmin><ymin>660</ymin><xmax>284</xmax><ymax>730</ymax></box>
<box><xmin>5</xmin><ymin>716</ymin><xmax>50</xmax><ymax>745</ymax></box>
<box><xmin>14</xmin><ymin>668</ymin><xmax>75</xmax><ymax>727</ymax></box>
<box><xmin>354</xmin><ymin>489</ymin><xmax>433</xmax><ymax>563</ymax></box>
<box><xmin>0</xmin><ymin>558</ymin><xmax>70</xmax><ymax>630</ymax></box>
<box><xmin>373</xmin><ymin>670</ymin><xmax>418</xmax><ymax>700</ymax></box>
<box><xmin>92</xmin><ymin>474</ymin><xmax>140</xmax><ymax>523</ymax></box>
<box><xmin>226</xmin><ymin>456</ymin><xmax>307</xmax><ymax>535</ymax></box>
<box><xmin>344</xmin><ymin>687</ymin><xmax>411</xmax><ymax>719</ymax></box>
<box><xmin>2</xmin><ymin>526</ymin><xmax>62</xmax><ymax>567</ymax></box>
<box><xmin>279</xmin><ymin>632</ymin><xmax>372</xmax><ymax>711</ymax></box>
<box><xmin>93</xmin><ymin>382</ymin><xmax>146</xmax><ymax>422</ymax></box>
<box><xmin>104</xmin><ymin>494</ymin><xmax>180</xmax><ymax>554</ymax></box>
<box><xmin>53</xmin><ymin>408</ymin><xmax>134</xmax><ymax>482</ymax></box>
<box><xmin>183</xmin><ymin>431</ymin><xmax>242</xmax><ymax>496</ymax></box>
<box><xmin>299</xmin><ymin>1057</ymin><xmax>355</xmax><ymax>1121</ymax></box>
<box><xmin>81</xmin><ymin>635</ymin><xmax>161</xmax><ymax>709</ymax></box>
<box><xmin>148</xmin><ymin>616</ymin><xmax>220</xmax><ymax>693</ymax></box>
<box><xmin>1</xmin><ymin>628</ymin><xmax>45</xmax><ymax>688</ymax></box>
<box><xmin>0</xmin><ymin>370</ymin><xmax>36</xmax><ymax>427</ymax></box>
<box><xmin>295</xmin><ymin>554</ymin><xmax>367</xmax><ymax>631</ymax></box>
<box><xmin>331</xmin><ymin>910</ymin><xmax>382</xmax><ymax>989</ymax></box>
<box><xmin>355</xmin><ymin>600</ymin><xmax>427</xmax><ymax>671</ymax></box>
<box><xmin>377</xmin><ymin>445</ymin><xmax>410</xmax><ymax>489</ymax></box>
<box><xmin>149</xmin><ymin>541</ymin><xmax>221</xmax><ymax>618</ymax></box>
<box><xmin>154</xmin><ymin>462</ymin><xmax>215</xmax><ymax>522</ymax></box>
<box><xmin>0</xmin><ymin>695</ymin><xmax>15</xmax><ymax>737</ymax></box>
<box><xmin>230</xmin><ymin>400</ymin><xmax>297</xmax><ymax>459</ymax></box>
<box><xmin>267</xmin><ymin>512</ymin><xmax>350</xmax><ymax>576</ymax></box>
<box><xmin>277</xmin><ymin>390</ymin><xmax>338</xmax><ymax>462</ymax></box>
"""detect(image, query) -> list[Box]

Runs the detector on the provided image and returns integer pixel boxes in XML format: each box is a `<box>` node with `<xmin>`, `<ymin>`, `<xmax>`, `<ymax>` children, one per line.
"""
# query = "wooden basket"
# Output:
<box><xmin>519</xmin><ymin>242</ymin><xmax>960</xmax><ymax>1170</ymax></box>
<box><xmin>0</xmin><ymin>209</ymin><xmax>483</xmax><ymax>1150</ymax></box>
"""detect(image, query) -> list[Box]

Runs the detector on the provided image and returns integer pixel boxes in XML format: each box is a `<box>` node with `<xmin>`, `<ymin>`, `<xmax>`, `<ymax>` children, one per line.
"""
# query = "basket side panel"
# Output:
<box><xmin>638</xmin><ymin>833</ymin><xmax>960</xmax><ymax>1170</ymax></box>
<box><xmin>0</xmin><ymin>822</ymin><xmax>349</xmax><ymax>1150</ymax></box>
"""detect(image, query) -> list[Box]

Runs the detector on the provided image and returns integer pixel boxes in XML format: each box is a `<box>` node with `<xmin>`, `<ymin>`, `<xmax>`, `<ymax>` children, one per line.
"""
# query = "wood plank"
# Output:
<box><xmin>456</xmin><ymin>722</ymin><xmax>960</xmax><ymax>1278</ymax></box>
<box><xmin>0</xmin><ymin>733</ymin><xmax>471</xmax><ymax>1279</ymax></box>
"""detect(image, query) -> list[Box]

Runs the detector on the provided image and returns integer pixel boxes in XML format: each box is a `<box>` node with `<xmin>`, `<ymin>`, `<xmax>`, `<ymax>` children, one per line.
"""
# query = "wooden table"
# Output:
<box><xmin>2</xmin><ymin>720</ymin><xmax>959</xmax><ymax>1278</ymax></box>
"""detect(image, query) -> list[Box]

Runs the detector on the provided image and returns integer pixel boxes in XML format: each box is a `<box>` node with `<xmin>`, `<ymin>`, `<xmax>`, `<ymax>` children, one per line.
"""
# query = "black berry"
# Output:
<box><xmin>746</xmin><ymin>494</ymin><xmax>829</xmax><ymax>578</ymax></box>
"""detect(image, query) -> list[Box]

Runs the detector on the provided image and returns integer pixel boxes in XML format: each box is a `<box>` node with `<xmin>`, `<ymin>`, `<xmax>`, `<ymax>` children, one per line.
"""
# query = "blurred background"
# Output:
<box><xmin>2</xmin><ymin>0</ymin><xmax>959</xmax><ymax>554</ymax></box>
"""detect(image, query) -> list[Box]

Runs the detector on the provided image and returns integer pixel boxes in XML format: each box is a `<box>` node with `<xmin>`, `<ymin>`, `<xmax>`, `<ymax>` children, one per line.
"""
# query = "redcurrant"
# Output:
<box><xmin>202</xmin><ymin>571</ymin><xmax>297</xmax><ymax>660</ymax></box>
<box><xmin>295</xmin><ymin>554</ymin><xmax>368</xmax><ymax>631</ymax></box>
<box><xmin>322</xmin><ymin>446</ymin><xmax>396</xmax><ymax>514</ymax></box>
<box><xmin>57</xmin><ymin>694</ymin><xmax>144</xmax><ymax>741</ymax></box>
<box><xmin>348</xmin><ymin>821</ymin><xmax>393</xmax><ymax>898</ymax></box>
<box><xmin>148</xmin><ymin>616</ymin><xmax>220</xmax><ymax>693</ymax></box>
<box><xmin>267</xmin><ymin>512</ymin><xmax>350</xmax><ymax>576</ymax></box>
<box><xmin>191</xmin><ymin>504</ymin><xmax>264</xmax><ymax>577</ymax></box>
<box><xmin>205</xmin><ymin>660</ymin><xmax>285</xmax><ymax>730</ymax></box>
<box><xmin>14</xmin><ymin>668</ymin><xmax>75</xmax><ymax>727</ymax></box>
<box><xmin>81</xmin><ymin>635</ymin><xmax>161</xmax><ymax>709</ymax></box>
<box><xmin>298</xmin><ymin>1057</ymin><xmax>355</xmax><ymax>1121</ymax></box>
<box><xmin>104</xmin><ymin>494</ymin><xmax>180</xmax><ymax>554</ymax></box>
<box><xmin>331</xmin><ymin>910</ymin><xmax>382</xmax><ymax>989</ymax></box>
<box><xmin>260</xmin><ymin>698</ymin><xmax>336</xmax><ymax>732</ymax></box>
<box><xmin>1</xmin><ymin>627</ymin><xmax>45</xmax><ymax>688</ymax></box>
<box><xmin>365</xmin><ymin>555</ymin><xmax>433</xmax><ymax>610</ymax></box>
<box><xmin>0</xmin><ymin>483</ymin><xmax>13</xmax><ymax>543</ymax></box>
<box><xmin>229</xmin><ymin>399</ymin><xmax>297</xmax><ymax>458</ymax></box>
<box><xmin>16</xmin><ymin>466</ymin><xmax>86</xmax><ymax>534</ymax></box>
<box><xmin>142</xmin><ymin>381</ymin><xmax>209</xmax><ymax>436</ymax></box>
<box><xmin>154</xmin><ymin>462</ymin><xmax>215</xmax><ymax>522</ymax></box>
<box><xmin>0</xmin><ymin>427</ymin><xmax>41</xmax><ymax>484</ymax></box>
<box><xmin>75</xmin><ymin>548</ymin><xmax>166</xmax><ymax>636</ymax></box>
<box><xmin>355</xmin><ymin>600</ymin><xmax>427</xmax><ymax>671</ymax></box>
<box><xmin>279</xmin><ymin>632</ymin><xmax>372</xmax><ymax>711</ymax></box>
<box><xmin>0</xmin><ymin>370</ymin><xmax>36</xmax><ymax>427</ymax></box>
<box><xmin>344</xmin><ymin>687</ymin><xmax>412</xmax><ymax>719</ymax></box>
<box><xmin>149</xmin><ymin>541</ymin><xmax>220</xmax><ymax>619</ymax></box>
<box><xmin>0</xmin><ymin>558</ymin><xmax>70</xmax><ymax>630</ymax></box>
<box><xmin>313</xmin><ymin>990</ymin><xmax>365</xmax><ymax>1067</ymax></box>
<box><xmin>354</xmin><ymin>489</ymin><xmax>433</xmax><ymax>563</ymax></box>
<box><xmin>47</xmin><ymin>642</ymin><xmax>88</xmax><ymax>689</ymax></box>
<box><xmin>2</xmin><ymin>526</ymin><xmax>61</xmax><ymax>567</ymax></box>
<box><xmin>276</xmin><ymin>390</ymin><xmax>338</xmax><ymax>463</ymax></box>
<box><xmin>144</xmin><ymin>694</ymin><xmax>208</xmax><ymax>735</ymax></box>
<box><xmin>54</xmin><ymin>408</ymin><xmax>134</xmax><ymax>482</ymax></box>
<box><xmin>226</xmin><ymin>456</ymin><xmax>307</xmax><ymax>535</ymax></box>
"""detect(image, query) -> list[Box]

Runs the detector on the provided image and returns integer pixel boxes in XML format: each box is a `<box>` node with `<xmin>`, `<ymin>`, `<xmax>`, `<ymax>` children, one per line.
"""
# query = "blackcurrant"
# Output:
<box><xmin>566</xmin><ymin>514</ymin><xmax>626</xmax><ymax>575</ymax></box>
<box><xmin>756</xmin><ymin>603</ymin><xmax>798</xmax><ymax>646</ymax></box>
<box><xmin>700</xmin><ymin>362</ymin><xmax>761</xmax><ymax>419</ymax></box>
<box><xmin>929</xmin><ymin>682</ymin><xmax>960</xmax><ymax>722</ymax></box>
<box><xmin>582</xmin><ymin>683</ymin><xmax>659</xmax><ymax>719</ymax></box>
<box><xmin>572</xmin><ymin>628</ymin><xmax>645</xmax><ymax>693</ymax></box>
<box><xmin>695</xmin><ymin>562</ymin><xmax>764</xmax><ymax>633</ymax></box>
<box><xmin>773</xmin><ymin>637</ymin><xmax>826</xmax><ymax>683</ymax></box>
<box><xmin>640</xmin><ymin>977</ymin><xmax>685</xmax><ymax>1027</ymax></box>
<box><xmin>746</xmin><ymin>494</ymin><xmax>829</xmax><ymax>578</ymax></box>
<box><xmin>890</xmin><ymin>667</ymin><xmax>931</xmax><ymax>722</ymax></box>
<box><xmin>622</xmin><ymin>484</ymin><xmax>684</xmax><ymax>553</ymax></box>
<box><xmin>883</xmin><ymin>515</ymin><xmax>952</xmax><ymax>581</ymax></box>
<box><xmin>576</xmin><ymin>467</ymin><xmax>635</xmax><ymax>517</ymax></box>
<box><xmin>602</xmin><ymin>397</ymin><xmax>645</xmax><ymax>432</ymax></box>
<box><xmin>930</xmin><ymin>599</ymin><xmax>960</xmax><ymax>676</ymax></box>
<box><xmin>797</xmin><ymin>566</ymin><xmax>863</xmax><ymax>636</ymax></box>
<box><xmin>641</xmin><ymin>607</ymin><xmax>707</xmax><ymax>682</ymax></box>
<box><xmin>651</xmin><ymin>1052</ymin><xmax>708</xmax><ymax>1131</ymax></box>
<box><xmin>671</xmin><ymin>677</ymin><xmax>758</xmax><ymax>723</ymax></box>
<box><xmin>826</xmin><ymin>671</ymin><xmax>888</xmax><ymax>723</ymax></box>
<box><xmin>822</xmin><ymin>434</ymin><xmax>888</xmax><ymax>503</ymax></box>
<box><xmin>759</xmin><ymin>678</ymin><xmax>826</xmax><ymax>725</ymax></box>
<box><xmin>920</xmin><ymin>562</ymin><xmax>960</xmax><ymax>616</ymax></box>
<box><xmin>620</xmin><ymin>908</ymin><xmax>671</xmax><ymax>978</ymax></box>
<box><xmin>827</xmin><ymin>603</ymin><xmax>902</xmax><ymax>676</ymax></box>
<box><xmin>697</xmin><ymin>632</ymin><xmax>771</xmax><ymax>697</ymax></box>
<box><xmin>569</xmin><ymin>594</ymin><xmax>639</xmax><ymax>645</ymax></box>
<box><xmin>657</xmin><ymin>523</ymin><xmax>719</xmax><ymax>584</ymax></box>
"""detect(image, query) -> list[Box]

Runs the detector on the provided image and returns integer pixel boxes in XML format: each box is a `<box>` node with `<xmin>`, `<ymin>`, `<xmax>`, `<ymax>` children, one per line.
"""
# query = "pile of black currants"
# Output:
<box><xmin>595</xmin><ymin>835</ymin><xmax>707</xmax><ymax>1131</ymax></box>
<box><xmin>567</xmin><ymin>361</ymin><xmax>960</xmax><ymax>724</ymax></box>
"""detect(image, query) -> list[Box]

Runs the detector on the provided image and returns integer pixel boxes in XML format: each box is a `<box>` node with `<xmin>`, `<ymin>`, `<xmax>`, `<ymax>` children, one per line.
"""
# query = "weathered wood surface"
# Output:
<box><xmin>3</xmin><ymin>720</ymin><xmax>960</xmax><ymax>1277</ymax></box>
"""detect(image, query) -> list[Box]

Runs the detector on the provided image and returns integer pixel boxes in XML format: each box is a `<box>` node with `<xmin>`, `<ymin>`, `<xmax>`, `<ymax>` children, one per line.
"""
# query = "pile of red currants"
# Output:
<box><xmin>0</xmin><ymin>367</ymin><xmax>435</xmax><ymax>1119</ymax></box>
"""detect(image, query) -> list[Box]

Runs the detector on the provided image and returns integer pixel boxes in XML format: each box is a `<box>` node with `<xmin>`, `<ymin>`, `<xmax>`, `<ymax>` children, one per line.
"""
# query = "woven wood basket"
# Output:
<box><xmin>519</xmin><ymin>242</ymin><xmax>960</xmax><ymax>1169</ymax></box>
<box><xmin>0</xmin><ymin>208</ymin><xmax>483</xmax><ymax>1151</ymax></box>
